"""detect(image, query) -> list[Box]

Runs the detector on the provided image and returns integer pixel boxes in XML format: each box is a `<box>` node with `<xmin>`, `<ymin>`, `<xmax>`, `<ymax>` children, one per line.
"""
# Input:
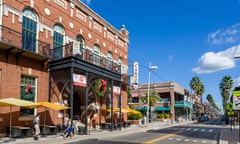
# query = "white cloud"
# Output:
<box><xmin>234</xmin><ymin>77</ymin><xmax>240</xmax><ymax>87</ymax></box>
<box><xmin>208</xmin><ymin>23</ymin><xmax>240</xmax><ymax>45</ymax></box>
<box><xmin>192</xmin><ymin>45</ymin><xmax>240</xmax><ymax>74</ymax></box>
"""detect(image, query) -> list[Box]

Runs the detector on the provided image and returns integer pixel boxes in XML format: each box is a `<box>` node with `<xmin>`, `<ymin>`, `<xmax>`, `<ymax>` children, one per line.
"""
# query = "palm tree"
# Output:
<box><xmin>219</xmin><ymin>75</ymin><xmax>233</xmax><ymax>115</ymax></box>
<box><xmin>206</xmin><ymin>93</ymin><xmax>220</xmax><ymax>112</ymax></box>
<box><xmin>140</xmin><ymin>91</ymin><xmax>161</xmax><ymax>120</ymax></box>
<box><xmin>127</xmin><ymin>88</ymin><xmax>133</xmax><ymax>104</ymax></box>
<box><xmin>190</xmin><ymin>76</ymin><xmax>205</xmax><ymax>102</ymax></box>
<box><xmin>189</xmin><ymin>76</ymin><xmax>204</xmax><ymax>117</ymax></box>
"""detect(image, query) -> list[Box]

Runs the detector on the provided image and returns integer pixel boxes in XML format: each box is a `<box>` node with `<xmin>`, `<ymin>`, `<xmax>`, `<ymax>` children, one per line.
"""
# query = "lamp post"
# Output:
<box><xmin>147</xmin><ymin>61</ymin><xmax>158</xmax><ymax>125</ymax></box>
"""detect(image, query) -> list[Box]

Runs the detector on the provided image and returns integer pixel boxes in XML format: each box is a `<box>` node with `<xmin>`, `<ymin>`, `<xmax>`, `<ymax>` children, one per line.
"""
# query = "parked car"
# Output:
<box><xmin>198</xmin><ymin>115</ymin><xmax>209</xmax><ymax>122</ymax></box>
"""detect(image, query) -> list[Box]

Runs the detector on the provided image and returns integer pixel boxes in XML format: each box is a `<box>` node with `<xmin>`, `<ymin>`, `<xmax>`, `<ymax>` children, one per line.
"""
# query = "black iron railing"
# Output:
<box><xmin>0</xmin><ymin>25</ymin><xmax>51</xmax><ymax>58</ymax></box>
<box><xmin>50</xmin><ymin>42</ymin><xmax>121</xmax><ymax>74</ymax></box>
<box><xmin>0</xmin><ymin>25</ymin><xmax>121</xmax><ymax>73</ymax></box>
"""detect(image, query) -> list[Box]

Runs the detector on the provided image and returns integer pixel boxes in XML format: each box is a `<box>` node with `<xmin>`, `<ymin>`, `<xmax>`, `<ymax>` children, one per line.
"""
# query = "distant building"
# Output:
<box><xmin>129</xmin><ymin>82</ymin><xmax>199</xmax><ymax>122</ymax></box>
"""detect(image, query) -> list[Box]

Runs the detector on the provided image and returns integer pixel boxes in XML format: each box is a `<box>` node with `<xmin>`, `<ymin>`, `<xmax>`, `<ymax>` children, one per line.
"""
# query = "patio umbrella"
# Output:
<box><xmin>106</xmin><ymin>108</ymin><xmax>141</xmax><ymax>114</ymax></box>
<box><xmin>35</xmin><ymin>102</ymin><xmax>69</xmax><ymax>130</ymax></box>
<box><xmin>125</xmin><ymin>108</ymin><xmax>141</xmax><ymax>114</ymax></box>
<box><xmin>36</xmin><ymin>102</ymin><xmax>69</xmax><ymax>111</ymax></box>
<box><xmin>0</xmin><ymin>98</ymin><xmax>38</xmax><ymax>137</ymax></box>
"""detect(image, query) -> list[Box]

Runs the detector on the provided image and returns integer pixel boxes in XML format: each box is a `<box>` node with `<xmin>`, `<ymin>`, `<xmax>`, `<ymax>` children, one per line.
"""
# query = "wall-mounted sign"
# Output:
<box><xmin>73</xmin><ymin>74</ymin><xmax>86</xmax><ymax>87</ymax></box>
<box><xmin>233</xmin><ymin>90</ymin><xmax>240</xmax><ymax>110</ymax></box>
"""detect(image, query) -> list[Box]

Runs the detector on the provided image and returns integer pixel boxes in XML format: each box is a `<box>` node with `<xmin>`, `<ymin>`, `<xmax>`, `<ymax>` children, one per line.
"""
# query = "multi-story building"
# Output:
<box><xmin>0</xmin><ymin>0</ymin><xmax>129</xmax><ymax>135</ymax></box>
<box><xmin>129</xmin><ymin>82</ymin><xmax>197</xmax><ymax>122</ymax></box>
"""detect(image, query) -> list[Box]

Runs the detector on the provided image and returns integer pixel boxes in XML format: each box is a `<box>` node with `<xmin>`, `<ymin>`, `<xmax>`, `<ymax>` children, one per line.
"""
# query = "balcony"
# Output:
<box><xmin>50</xmin><ymin>42</ymin><xmax>121</xmax><ymax>74</ymax></box>
<box><xmin>0</xmin><ymin>25</ymin><xmax>51</xmax><ymax>61</ymax></box>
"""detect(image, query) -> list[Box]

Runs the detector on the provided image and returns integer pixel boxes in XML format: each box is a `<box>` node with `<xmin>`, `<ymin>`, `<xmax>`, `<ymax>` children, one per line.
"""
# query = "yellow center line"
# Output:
<box><xmin>143</xmin><ymin>131</ymin><xmax>184</xmax><ymax>144</ymax></box>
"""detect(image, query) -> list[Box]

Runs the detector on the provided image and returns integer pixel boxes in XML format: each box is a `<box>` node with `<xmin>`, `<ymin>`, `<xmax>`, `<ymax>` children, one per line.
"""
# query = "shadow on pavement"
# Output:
<box><xmin>66</xmin><ymin>138</ymin><xmax>139</xmax><ymax>144</ymax></box>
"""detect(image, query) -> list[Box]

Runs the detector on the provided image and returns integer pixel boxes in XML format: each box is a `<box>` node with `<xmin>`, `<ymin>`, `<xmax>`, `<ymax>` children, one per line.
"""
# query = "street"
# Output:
<box><xmin>67</xmin><ymin>119</ymin><xmax>222</xmax><ymax>144</ymax></box>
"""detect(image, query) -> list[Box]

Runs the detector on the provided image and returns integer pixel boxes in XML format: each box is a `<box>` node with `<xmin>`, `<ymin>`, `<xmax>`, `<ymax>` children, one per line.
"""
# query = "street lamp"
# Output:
<box><xmin>147</xmin><ymin>61</ymin><xmax>158</xmax><ymax>125</ymax></box>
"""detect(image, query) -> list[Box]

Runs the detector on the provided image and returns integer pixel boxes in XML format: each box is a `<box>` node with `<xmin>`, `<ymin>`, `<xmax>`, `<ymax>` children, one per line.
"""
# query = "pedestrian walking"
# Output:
<box><xmin>64</xmin><ymin>119</ymin><xmax>74</xmax><ymax>140</ymax></box>
<box><xmin>33</xmin><ymin>115</ymin><xmax>40</xmax><ymax>140</ymax></box>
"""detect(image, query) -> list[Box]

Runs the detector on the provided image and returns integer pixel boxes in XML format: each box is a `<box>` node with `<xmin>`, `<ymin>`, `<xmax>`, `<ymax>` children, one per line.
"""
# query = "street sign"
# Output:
<box><xmin>233</xmin><ymin>90</ymin><xmax>240</xmax><ymax>110</ymax></box>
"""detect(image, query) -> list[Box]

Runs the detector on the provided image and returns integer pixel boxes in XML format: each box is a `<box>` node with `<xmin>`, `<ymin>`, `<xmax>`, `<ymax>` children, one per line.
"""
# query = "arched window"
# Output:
<box><xmin>106</xmin><ymin>52</ymin><xmax>113</xmax><ymax>70</ymax></box>
<box><xmin>76</xmin><ymin>35</ymin><xmax>84</xmax><ymax>57</ymax></box>
<box><xmin>53</xmin><ymin>24</ymin><xmax>64</xmax><ymax>59</ymax></box>
<box><xmin>22</xmin><ymin>8</ymin><xmax>38</xmax><ymax>52</ymax></box>
<box><xmin>93</xmin><ymin>44</ymin><xmax>100</xmax><ymax>65</ymax></box>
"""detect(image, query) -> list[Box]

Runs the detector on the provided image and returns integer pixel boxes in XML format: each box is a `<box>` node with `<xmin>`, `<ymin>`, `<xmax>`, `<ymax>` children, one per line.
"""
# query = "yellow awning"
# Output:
<box><xmin>106</xmin><ymin>108</ymin><xmax>141</xmax><ymax>114</ymax></box>
<box><xmin>0</xmin><ymin>98</ymin><xmax>38</xmax><ymax>107</ymax></box>
<box><xmin>106</xmin><ymin>108</ymin><xmax>119</xmax><ymax>112</ymax></box>
<box><xmin>0</xmin><ymin>97</ymin><xmax>39</xmax><ymax>138</ymax></box>
<box><xmin>37</xmin><ymin>102</ymin><xmax>69</xmax><ymax>110</ymax></box>
<box><xmin>126</xmin><ymin>108</ymin><xmax>141</xmax><ymax>114</ymax></box>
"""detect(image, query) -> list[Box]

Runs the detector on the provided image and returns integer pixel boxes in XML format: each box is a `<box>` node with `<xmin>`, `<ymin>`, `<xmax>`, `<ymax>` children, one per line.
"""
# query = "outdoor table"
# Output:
<box><xmin>10</xmin><ymin>126</ymin><xmax>32</xmax><ymax>137</ymax></box>
<box><xmin>123</xmin><ymin>121</ymin><xmax>132</xmax><ymax>128</ymax></box>
<box><xmin>100</xmin><ymin>123</ymin><xmax>111</xmax><ymax>129</ymax></box>
<box><xmin>40</xmin><ymin>125</ymin><xmax>57</xmax><ymax>135</ymax></box>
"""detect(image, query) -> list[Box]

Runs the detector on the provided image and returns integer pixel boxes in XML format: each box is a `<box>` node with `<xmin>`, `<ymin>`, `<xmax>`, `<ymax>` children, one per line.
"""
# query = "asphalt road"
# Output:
<box><xmin>67</xmin><ymin>120</ymin><xmax>222</xmax><ymax>144</ymax></box>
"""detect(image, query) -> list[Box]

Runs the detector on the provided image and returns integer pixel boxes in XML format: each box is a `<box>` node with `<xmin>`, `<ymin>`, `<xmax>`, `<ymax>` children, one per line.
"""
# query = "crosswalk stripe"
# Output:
<box><xmin>169</xmin><ymin>127</ymin><xmax>214</xmax><ymax>133</ymax></box>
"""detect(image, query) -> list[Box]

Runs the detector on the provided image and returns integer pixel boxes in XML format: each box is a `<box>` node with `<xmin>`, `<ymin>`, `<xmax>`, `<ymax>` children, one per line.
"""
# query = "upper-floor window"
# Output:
<box><xmin>20</xmin><ymin>75</ymin><xmax>36</xmax><ymax>116</ymax></box>
<box><xmin>118</xmin><ymin>57</ymin><xmax>123</xmax><ymax>73</ymax></box>
<box><xmin>106</xmin><ymin>52</ymin><xmax>113</xmax><ymax>70</ymax></box>
<box><xmin>93</xmin><ymin>44</ymin><xmax>100</xmax><ymax>65</ymax></box>
<box><xmin>53</xmin><ymin>24</ymin><xmax>64</xmax><ymax>59</ymax></box>
<box><xmin>76</xmin><ymin>35</ymin><xmax>85</xmax><ymax>58</ymax></box>
<box><xmin>22</xmin><ymin>8</ymin><xmax>38</xmax><ymax>52</ymax></box>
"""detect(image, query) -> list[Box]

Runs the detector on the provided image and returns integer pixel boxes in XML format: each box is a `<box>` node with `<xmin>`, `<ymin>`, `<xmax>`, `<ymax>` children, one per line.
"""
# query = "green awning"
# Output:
<box><xmin>155</xmin><ymin>107</ymin><xmax>170</xmax><ymax>111</ymax></box>
<box><xmin>134</xmin><ymin>107</ymin><xmax>147</xmax><ymax>111</ymax></box>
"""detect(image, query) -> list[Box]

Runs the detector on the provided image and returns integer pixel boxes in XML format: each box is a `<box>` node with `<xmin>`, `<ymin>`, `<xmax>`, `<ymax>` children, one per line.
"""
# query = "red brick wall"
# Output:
<box><xmin>1</xmin><ymin>0</ymin><xmax>129</xmax><ymax>131</ymax></box>
<box><xmin>2</xmin><ymin>0</ymin><xmax>128</xmax><ymax>64</ymax></box>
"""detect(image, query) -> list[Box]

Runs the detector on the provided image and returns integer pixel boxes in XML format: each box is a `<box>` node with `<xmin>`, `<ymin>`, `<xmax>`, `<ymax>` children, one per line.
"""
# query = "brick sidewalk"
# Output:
<box><xmin>220</xmin><ymin>126</ymin><xmax>240</xmax><ymax>144</ymax></box>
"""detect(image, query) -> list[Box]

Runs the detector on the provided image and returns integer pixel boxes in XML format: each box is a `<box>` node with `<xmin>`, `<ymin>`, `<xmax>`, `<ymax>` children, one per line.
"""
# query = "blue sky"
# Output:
<box><xmin>81</xmin><ymin>0</ymin><xmax>240</xmax><ymax>110</ymax></box>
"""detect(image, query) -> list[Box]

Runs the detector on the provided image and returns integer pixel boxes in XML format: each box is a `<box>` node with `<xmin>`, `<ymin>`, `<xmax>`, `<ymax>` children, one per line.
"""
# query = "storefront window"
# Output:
<box><xmin>20</xmin><ymin>75</ymin><xmax>36</xmax><ymax>116</ymax></box>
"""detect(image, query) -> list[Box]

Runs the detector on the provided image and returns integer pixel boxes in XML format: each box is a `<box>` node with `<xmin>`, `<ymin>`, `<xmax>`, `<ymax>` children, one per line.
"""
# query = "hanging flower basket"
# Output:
<box><xmin>94</xmin><ymin>79</ymin><xmax>107</xmax><ymax>97</ymax></box>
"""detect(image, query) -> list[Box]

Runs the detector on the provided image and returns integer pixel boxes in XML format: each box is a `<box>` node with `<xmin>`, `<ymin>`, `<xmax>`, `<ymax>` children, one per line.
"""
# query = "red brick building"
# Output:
<box><xmin>0</xmin><ymin>0</ymin><xmax>129</xmax><ymax>135</ymax></box>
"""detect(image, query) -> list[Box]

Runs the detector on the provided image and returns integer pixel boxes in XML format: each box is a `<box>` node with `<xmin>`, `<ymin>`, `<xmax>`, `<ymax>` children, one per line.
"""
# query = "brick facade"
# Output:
<box><xmin>0</xmin><ymin>0</ymin><xmax>129</xmax><ymax>135</ymax></box>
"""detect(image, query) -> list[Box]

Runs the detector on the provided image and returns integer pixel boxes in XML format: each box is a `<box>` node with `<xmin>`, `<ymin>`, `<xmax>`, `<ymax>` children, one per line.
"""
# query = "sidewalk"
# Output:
<box><xmin>219</xmin><ymin>125</ymin><xmax>240</xmax><ymax>144</ymax></box>
<box><xmin>0</xmin><ymin>121</ymin><xmax>173</xmax><ymax>144</ymax></box>
<box><xmin>2</xmin><ymin>121</ymin><xmax>238</xmax><ymax>144</ymax></box>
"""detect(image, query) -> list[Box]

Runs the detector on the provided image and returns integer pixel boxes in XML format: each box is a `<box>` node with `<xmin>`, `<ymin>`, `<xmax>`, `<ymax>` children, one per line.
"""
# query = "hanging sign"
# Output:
<box><xmin>73</xmin><ymin>41</ymin><xmax>81</xmax><ymax>55</ymax></box>
<box><xmin>233</xmin><ymin>90</ymin><xmax>240</xmax><ymax>110</ymax></box>
<box><xmin>73</xmin><ymin>74</ymin><xmax>87</xmax><ymax>87</ymax></box>
<box><xmin>113</xmin><ymin>86</ymin><xmax>121</xmax><ymax>95</ymax></box>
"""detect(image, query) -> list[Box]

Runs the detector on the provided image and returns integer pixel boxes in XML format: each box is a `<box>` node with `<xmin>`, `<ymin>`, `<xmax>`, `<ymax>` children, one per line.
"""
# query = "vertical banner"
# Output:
<box><xmin>73</xmin><ymin>73</ymin><xmax>87</xmax><ymax>87</ymax></box>
<box><xmin>132</xmin><ymin>62</ymin><xmax>139</xmax><ymax>85</ymax></box>
<box><xmin>113</xmin><ymin>86</ymin><xmax>121</xmax><ymax>95</ymax></box>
